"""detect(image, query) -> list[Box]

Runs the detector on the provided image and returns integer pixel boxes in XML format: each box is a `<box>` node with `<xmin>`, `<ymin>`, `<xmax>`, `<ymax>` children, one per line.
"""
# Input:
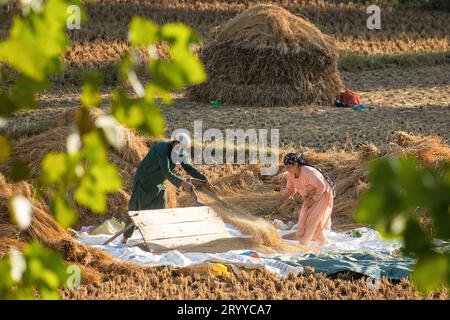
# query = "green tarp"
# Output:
<box><xmin>271</xmin><ymin>251</ymin><xmax>415</xmax><ymax>280</ymax></box>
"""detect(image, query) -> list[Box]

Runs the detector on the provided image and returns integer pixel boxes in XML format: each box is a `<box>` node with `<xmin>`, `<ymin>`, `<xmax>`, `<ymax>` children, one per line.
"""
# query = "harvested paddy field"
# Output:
<box><xmin>0</xmin><ymin>0</ymin><xmax>449</xmax><ymax>301</ymax></box>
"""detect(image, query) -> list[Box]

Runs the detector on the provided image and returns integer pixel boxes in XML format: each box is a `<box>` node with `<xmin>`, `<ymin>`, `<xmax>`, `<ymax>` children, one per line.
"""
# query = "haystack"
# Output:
<box><xmin>187</xmin><ymin>4</ymin><xmax>343</xmax><ymax>106</ymax></box>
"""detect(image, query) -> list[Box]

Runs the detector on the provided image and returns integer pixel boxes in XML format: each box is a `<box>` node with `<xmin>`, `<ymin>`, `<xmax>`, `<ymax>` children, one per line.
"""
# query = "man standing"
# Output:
<box><xmin>121</xmin><ymin>132</ymin><xmax>211</xmax><ymax>244</ymax></box>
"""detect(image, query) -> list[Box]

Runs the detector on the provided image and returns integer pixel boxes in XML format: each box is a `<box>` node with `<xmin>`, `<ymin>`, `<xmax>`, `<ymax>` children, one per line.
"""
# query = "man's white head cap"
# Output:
<box><xmin>174</xmin><ymin>132</ymin><xmax>191</xmax><ymax>148</ymax></box>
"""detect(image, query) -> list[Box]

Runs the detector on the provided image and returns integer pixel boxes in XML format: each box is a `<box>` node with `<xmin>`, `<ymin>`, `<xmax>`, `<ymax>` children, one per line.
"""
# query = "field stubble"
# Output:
<box><xmin>1</xmin><ymin>0</ymin><xmax>448</xmax><ymax>76</ymax></box>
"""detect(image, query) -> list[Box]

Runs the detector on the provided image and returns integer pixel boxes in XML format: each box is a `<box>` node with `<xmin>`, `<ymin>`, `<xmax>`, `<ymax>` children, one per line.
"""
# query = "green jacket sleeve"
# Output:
<box><xmin>180</xmin><ymin>157</ymin><xmax>207</xmax><ymax>181</ymax></box>
<box><xmin>157</xmin><ymin>151</ymin><xmax>183</xmax><ymax>188</ymax></box>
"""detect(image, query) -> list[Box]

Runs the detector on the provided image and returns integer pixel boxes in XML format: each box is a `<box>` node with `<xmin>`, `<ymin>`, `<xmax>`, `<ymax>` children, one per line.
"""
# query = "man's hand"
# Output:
<box><xmin>192</xmin><ymin>177</ymin><xmax>217</xmax><ymax>192</ymax></box>
<box><xmin>181</xmin><ymin>180</ymin><xmax>195</xmax><ymax>193</ymax></box>
<box><xmin>204</xmin><ymin>178</ymin><xmax>217</xmax><ymax>191</ymax></box>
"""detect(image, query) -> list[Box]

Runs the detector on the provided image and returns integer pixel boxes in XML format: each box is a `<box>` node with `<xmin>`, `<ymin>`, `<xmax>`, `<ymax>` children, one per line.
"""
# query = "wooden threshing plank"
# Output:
<box><xmin>149</xmin><ymin>232</ymin><xmax>232</xmax><ymax>249</ymax></box>
<box><xmin>137</xmin><ymin>219</ymin><xmax>229</xmax><ymax>240</ymax></box>
<box><xmin>130</xmin><ymin>206</ymin><xmax>232</xmax><ymax>249</ymax></box>
<box><xmin>129</xmin><ymin>207</ymin><xmax>220</xmax><ymax>225</ymax></box>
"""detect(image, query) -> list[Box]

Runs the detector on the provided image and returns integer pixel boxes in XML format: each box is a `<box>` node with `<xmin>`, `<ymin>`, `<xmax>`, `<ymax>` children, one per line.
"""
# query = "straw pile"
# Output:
<box><xmin>2</xmin><ymin>108</ymin><xmax>177</xmax><ymax>228</ymax></box>
<box><xmin>187</xmin><ymin>4</ymin><xmax>343</xmax><ymax>106</ymax></box>
<box><xmin>0</xmin><ymin>172</ymin><xmax>149</xmax><ymax>284</ymax></box>
<box><xmin>193</xmin><ymin>131</ymin><xmax>450</xmax><ymax>227</ymax></box>
<box><xmin>325</xmin><ymin>131</ymin><xmax>450</xmax><ymax>222</ymax></box>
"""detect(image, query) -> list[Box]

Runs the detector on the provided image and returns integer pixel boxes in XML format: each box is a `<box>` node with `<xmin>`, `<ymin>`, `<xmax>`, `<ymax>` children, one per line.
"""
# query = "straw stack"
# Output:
<box><xmin>187</xmin><ymin>4</ymin><xmax>343</xmax><ymax>106</ymax></box>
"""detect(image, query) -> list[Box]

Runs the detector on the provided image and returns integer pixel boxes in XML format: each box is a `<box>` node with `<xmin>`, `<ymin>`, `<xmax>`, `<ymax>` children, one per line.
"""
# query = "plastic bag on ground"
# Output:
<box><xmin>90</xmin><ymin>218</ymin><xmax>125</xmax><ymax>235</ymax></box>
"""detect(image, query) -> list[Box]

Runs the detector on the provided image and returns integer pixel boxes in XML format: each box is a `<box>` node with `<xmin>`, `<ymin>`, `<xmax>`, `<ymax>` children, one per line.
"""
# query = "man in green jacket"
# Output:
<box><xmin>121</xmin><ymin>132</ymin><xmax>210</xmax><ymax>244</ymax></box>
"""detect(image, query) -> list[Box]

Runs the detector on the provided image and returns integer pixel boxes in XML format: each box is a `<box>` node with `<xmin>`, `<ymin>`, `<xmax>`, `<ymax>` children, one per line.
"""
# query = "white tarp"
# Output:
<box><xmin>280</xmin><ymin>224</ymin><xmax>403</xmax><ymax>253</ymax></box>
<box><xmin>77</xmin><ymin>222</ymin><xmax>403</xmax><ymax>277</ymax></box>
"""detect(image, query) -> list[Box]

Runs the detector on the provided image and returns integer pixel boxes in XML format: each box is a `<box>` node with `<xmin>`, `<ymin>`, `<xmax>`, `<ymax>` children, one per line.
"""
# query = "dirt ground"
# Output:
<box><xmin>165</xmin><ymin>64</ymin><xmax>450</xmax><ymax>151</ymax></box>
<box><xmin>26</xmin><ymin>64</ymin><xmax>449</xmax><ymax>152</ymax></box>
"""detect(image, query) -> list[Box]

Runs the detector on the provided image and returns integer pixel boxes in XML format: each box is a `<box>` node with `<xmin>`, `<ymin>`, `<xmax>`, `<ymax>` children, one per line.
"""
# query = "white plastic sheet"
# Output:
<box><xmin>77</xmin><ymin>222</ymin><xmax>402</xmax><ymax>277</ymax></box>
<box><xmin>280</xmin><ymin>224</ymin><xmax>403</xmax><ymax>253</ymax></box>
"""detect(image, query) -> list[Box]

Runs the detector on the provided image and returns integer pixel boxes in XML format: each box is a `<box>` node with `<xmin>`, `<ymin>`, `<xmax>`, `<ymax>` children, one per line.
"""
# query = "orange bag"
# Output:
<box><xmin>340</xmin><ymin>89</ymin><xmax>361</xmax><ymax>107</ymax></box>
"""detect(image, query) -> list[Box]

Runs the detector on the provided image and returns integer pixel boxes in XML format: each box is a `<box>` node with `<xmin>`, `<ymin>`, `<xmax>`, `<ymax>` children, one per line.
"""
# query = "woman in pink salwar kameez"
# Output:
<box><xmin>274</xmin><ymin>153</ymin><xmax>335</xmax><ymax>246</ymax></box>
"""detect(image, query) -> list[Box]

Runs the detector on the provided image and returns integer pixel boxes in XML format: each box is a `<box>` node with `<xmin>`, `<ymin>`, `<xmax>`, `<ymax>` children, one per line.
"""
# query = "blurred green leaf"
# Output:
<box><xmin>357</xmin><ymin>157</ymin><xmax>450</xmax><ymax>292</ymax></box>
<box><xmin>0</xmin><ymin>135</ymin><xmax>12</xmax><ymax>161</ymax></box>
<box><xmin>0</xmin><ymin>0</ymin><xmax>76</xmax><ymax>80</ymax></box>
<box><xmin>150</xmin><ymin>60</ymin><xmax>188</xmax><ymax>90</ymax></box>
<box><xmin>92</xmin><ymin>163</ymin><xmax>123</xmax><ymax>192</ymax></box>
<box><xmin>403</xmin><ymin>219</ymin><xmax>433</xmax><ymax>256</ymax></box>
<box><xmin>0</xmin><ymin>91</ymin><xmax>16</xmax><ymax>116</ymax></box>
<box><xmin>118</xmin><ymin>52</ymin><xmax>132</xmax><ymax>81</ymax></box>
<box><xmin>52</xmin><ymin>193</ymin><xmax>77</xmax><ymax>228</ymax></box>
<box><xmin>0</xmin><ymin>259</ymin><xmax>13</xmax><ymax>294</ymax></box>
<box><xmin>0</xmin><ymin>241</ymin><xmax>68</xmax><ymax>299</ymax></box>
<box><xmin>41</xmin><ymin>153</ymin><xmax>68</xmax><ymax>184</ymax></box>
<box><xmin>76</xmin><ymin>107</ymin><xmax>96</xmax><ymax>135</ymax></box>
<box><xmin>10</xmin><ymin>160</ymin><xmax>31</xmax><ymax>182</ymax></box>
<box><xmin>355</xmin><ymin>188</ymin><xmax>386</xmax><ymax>225</ymax></box>
<box><xmin>146</xmin><ymin>83</ymin><xmax>172</xmax><ymax>105</ymax></box>
<box><xmin>412</xmin><ymin>254</ymin><xmax>449</xmax><ymax>293</ymax></box>
<box><xmin>128</xmin><ymin>17</ymin><xmax>159</xmax><ymax>47</ymax></box>
<box><xmin>160</xmin><ymin>23</ymin><xmax>198</xmax><ymax>47</ymax></box>
<box><xmin>111</xmin><ymin>89</ymin><xmax>165</xmax><ymax>136</ymax></box>
<box><xmin>0</xmin><ymin>0</ymin><xmax>82</xmax><ymax>115</ymax></box>
<box><xmin>82</xmin><ymin>130</ymin><xmax>108</xmax><ymax>163</ymax></box>
<box><xmin>75</xmin><ymin>163</ymin><xmax>122</xmax><ymax>213</ymax></box>
<box><xmin>9</xmin><ymin>75</ymin><xmax>47</xmax><ymax>110</ymax></box>
<box><xmin>81</xmin><ymin>72</ymin><xmax>102</xmax><ymax>108</ymax></box>
<box><xmin>116</xmin><ymin>17</ymin><xmax>204</xmax><ymax>136</ymax></box>
<box><xmin>75</xmin><ymin>181</ymin><xmax>105</xmax><ymax>213</ymax></box>
<box><xmin>24</xmin><ymin>241</ymin><xmax>68</xmax><ymax>298</ymax></box>
<box><xmin>161</xmin><ymin>23</ymin><xmax>205</xmax><ymax>85</ymax></box>
<box><xmin>148</xmin><ymin>24</ymin><xmax>205</xmax><ymax>89</ymax></box>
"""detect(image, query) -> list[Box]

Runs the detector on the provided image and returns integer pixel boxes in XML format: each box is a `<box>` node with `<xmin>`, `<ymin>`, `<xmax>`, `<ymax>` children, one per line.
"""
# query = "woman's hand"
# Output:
<box><xmin>269</xmin><ymin>198</ymin><xmax>284</xmax><ymax>216</ymax></box>
<box><xmin>303</xmin><ymin>196</ymin><xmax>314</xmax><ymax>209</ymax></box>
<box><xmin>269</xmin><ymin>204</ymin><xmax>280</xmax><ymax>216</ymax></box>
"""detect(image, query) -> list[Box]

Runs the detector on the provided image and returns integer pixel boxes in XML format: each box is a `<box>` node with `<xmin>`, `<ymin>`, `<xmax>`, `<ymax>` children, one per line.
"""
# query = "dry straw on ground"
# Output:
<box><xmin>61</xmin><ymin>267</ymin><xmax>447</xmax><ymax>300</ymax></box>
<box><xmin>189</xmin><ymin>131</ymin><xmax>450</xmax><ymax>226</ymax></box>
<box><xmin>3</xmin><ymin>109</ymin><xmax>448</xmax><ymax>231</ymax></box>
<box><xmin>0</xmin><ymin>172</ymin><xmax>148</xmax><ymax>283</ymax></box>
<box><xmin>187</xmin><ymin>4</ymin><xmax>343</xmax><ymax>106</ymax></box>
